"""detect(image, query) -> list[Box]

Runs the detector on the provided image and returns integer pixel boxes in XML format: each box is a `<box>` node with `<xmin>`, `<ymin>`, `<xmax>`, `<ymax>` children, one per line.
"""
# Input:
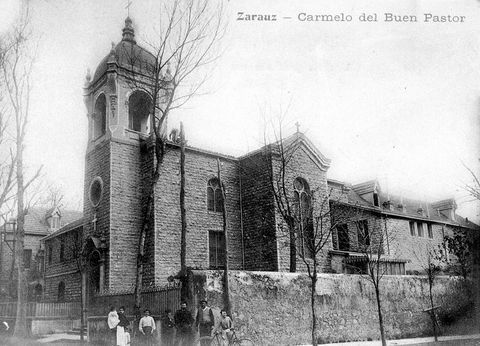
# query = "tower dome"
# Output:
<box><xmin>92</xmin><ymin>17</ymin><xmax>156</xmax><ymax>84</ymax></box>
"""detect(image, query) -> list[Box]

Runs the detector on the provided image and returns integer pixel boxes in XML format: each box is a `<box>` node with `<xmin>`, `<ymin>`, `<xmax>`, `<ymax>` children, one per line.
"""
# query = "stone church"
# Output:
<box><xmin>41</xmin><ymin>18</ymin><xmax>477</xmax><ymax>301</ymax></box>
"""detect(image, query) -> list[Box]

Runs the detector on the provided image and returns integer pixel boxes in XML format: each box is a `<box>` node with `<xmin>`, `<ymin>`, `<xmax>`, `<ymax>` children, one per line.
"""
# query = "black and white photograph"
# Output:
<box><xmin>0</xmin><ymin>0</ymin><xmax>479</xmax><ymax>345</ymax></box>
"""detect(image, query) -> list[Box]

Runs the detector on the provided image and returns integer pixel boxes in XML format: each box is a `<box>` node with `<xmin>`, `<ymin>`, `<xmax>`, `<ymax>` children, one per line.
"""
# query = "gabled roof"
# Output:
<box><xmin>239</xmin><ymin>132</ymin><xmax>331</xmax><ymax>171</ymax></box>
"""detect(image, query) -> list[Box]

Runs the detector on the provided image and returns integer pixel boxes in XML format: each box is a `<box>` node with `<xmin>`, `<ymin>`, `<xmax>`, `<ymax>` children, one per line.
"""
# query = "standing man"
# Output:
<box><xmin>139</xmin><ymin>309</ymin><xmax>156</xmax><ymax>346</ymax></box>
<box><xmin>174</xmin><ymin>301</ymin><xmax>194</xmax><ymax>346</ymax></box>
<box><xmin>161</xmin><ymin>309</ymin><xmax>176</xmax><ymax>346</ymax></box>
<box><xmin>195</xmin><ymin>299</ymin><xmax>215</xmax><ymax>346</ymax></box>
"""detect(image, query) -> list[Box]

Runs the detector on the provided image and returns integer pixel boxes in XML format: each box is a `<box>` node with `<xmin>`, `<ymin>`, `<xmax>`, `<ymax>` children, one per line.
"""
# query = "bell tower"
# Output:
<box><xmin>82</xmin><ymin>17</ymin><xmax>157</xmax><ymax>292</ymax></box>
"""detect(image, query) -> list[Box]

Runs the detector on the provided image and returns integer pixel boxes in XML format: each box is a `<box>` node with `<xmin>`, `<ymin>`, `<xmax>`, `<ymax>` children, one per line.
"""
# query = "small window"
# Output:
<box><xmin>23</xmin><ymin>249</ymin><xmax>32</xmax><ymax>269</ymax></box>
<box><xmin>58</xmin><ymin>282</ymin><xmax>65</xmax><ymax>302</ymax></box>
<box><xmin>373</xmin><ymin>193</ymin><xmax>379</xmax><ymax>207</ymax></box>
<box><xmin>427</xmin><ymin>224</ymin><xmax>433</xmax><ymax>238</ymax></box>
<box><xmin>336</xmin><ymin>224</ymin><xmax>349</xmax><ymax>251</ymax></box>
<box><xmin>128</xmin><ymin>90</ymin><xmax>151</xmax><ymax>133</ymax></box>
<box><xmin>93</xmin><ymin>94</ymin><xmax>107</xmax><ymax>139</ymax></box>
<box><xmin>60</xmin><ymin>238</ymin><xmax>65</xmax><ymax>262</ymax></box>
<box><xmin>209</xmin><ymin>230</ymin><xmax>225</xmax><ymax>269</ymax></box>
<box><xmin>356</xmin><ymin>220</ymin><xmax>370</xmax><ymax>247</ymax></box>
<box><xmin>51</xmin><ymin>215</ymin><xmax>60</xmax><ymax>229</ymax></box>
<box><xmin>48</xmin><ymin>245</ymin><xmax>53</xmax><ymax>265</ymax></box>
<box><xmin>409</xmin><ymin>221</ymin><xmax>416</xmax><ymax>236</ymax></box>
<box><xmin>417</xmin><ymin>222</ymin><xmax>424</xmax><ymax>237</ymax></box>
<box><xmin>89</xmin><ymin>177</ymin><xmax>103</xmax><ymax>207</ymax></box>
<box><xmin>207</xmin><ymin>178</ymin><xmax>223</xmax><ymax>212</ymax></box>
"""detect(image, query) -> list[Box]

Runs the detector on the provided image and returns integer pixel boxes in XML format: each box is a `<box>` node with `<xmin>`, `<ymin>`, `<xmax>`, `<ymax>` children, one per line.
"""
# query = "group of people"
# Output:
<box><xmin>107</xmin><ymin>300</ymin><xmax>234</xmax><ymax>346</ymax></box>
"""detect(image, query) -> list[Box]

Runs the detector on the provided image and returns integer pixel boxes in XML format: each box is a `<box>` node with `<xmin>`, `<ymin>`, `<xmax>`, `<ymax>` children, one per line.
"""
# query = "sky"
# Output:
<box><xmin>1</xmin><ymin>0</ymin><xmax>479</xmax><ymax>221</ymax></box>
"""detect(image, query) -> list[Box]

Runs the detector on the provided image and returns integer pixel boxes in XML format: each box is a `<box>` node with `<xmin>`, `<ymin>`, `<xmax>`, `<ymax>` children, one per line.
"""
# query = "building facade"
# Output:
<box><xmin>41</xmin><ymin>18</ymin><xmax>478</xmax><ymax>302</ymax></box>
<box><xmin>0</xmin><ymin>207</ymin><xmax>81</xmax><ymax>300</ymax></box>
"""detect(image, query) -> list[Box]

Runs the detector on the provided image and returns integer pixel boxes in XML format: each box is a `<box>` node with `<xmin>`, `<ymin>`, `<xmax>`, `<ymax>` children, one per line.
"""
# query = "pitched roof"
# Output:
<box><xmin>42</xmin><ymin>217</ymin><xmax>84</xmax><ymax>241</ymax></box>
<box><xmin>330</xmin><ymin>179</ymin><xmax>480</xmax><ymax>230</ymax></box>
<box><xmin>8</xmin><ymin>207</ymin><xmax>83</xmax><ymax>236</ymax></box>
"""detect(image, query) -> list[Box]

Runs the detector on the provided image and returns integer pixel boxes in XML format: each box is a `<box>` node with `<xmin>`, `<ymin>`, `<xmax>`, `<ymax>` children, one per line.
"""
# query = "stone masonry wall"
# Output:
<box><xmin>239</xmin><ymin>151</ymin><xmax>277</xmax><ymax>271</ymax></box>
<box><xmin>44</xmin><ymin>228</ymin><xmax>82</xmax><ymax>301</ymax></box>
<box><xmin>44</xmin><ymin>272</ymin><xmax>82</xmax><ymax>302</ymax></box>
<box><xmin>109</xmin><ymin>139</ymin><xmax>144</xmax><ymax>290</ymax></box>
<box><xmin>83</xmin><ymin>139</ymin><xmax>111</xmax><ymax>288</ymax></box>
<box><xmin>194</xmin><ymin>270</ymin><xmax>473</xmax><ymax>346</ymax></box>
<box><xmin>154</xmin><ymin>146</ymin><xmax>243</xmax><ymax>284</ymax></box>
<box><xmin>390</xmin><ymin>218</ymin><xmax>455</xmax><ymax>273</ymax></box>
<box><xmin>0</xmin><ymin>233</ymin><xmax>44</xmax><ymax>296</ymax></box>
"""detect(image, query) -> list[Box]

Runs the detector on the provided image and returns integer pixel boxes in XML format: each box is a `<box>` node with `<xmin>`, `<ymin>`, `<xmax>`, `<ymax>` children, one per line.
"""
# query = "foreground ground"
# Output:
<box><xmin>2</xmin><ymin>334</ymin><xmax>480</xmax><ymax>346</ymax></box>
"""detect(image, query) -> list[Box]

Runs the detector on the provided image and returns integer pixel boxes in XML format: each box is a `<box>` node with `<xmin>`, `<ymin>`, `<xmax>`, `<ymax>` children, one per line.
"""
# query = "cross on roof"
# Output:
<box><xmin>295</xmin><ymin>121</ymin><xmax>300</xmax><ymax>133</ymax></box>
<box><xmin>125</xmin><ymin>0</ymin><xmax>132</xmax><ymax>17</ymax></box>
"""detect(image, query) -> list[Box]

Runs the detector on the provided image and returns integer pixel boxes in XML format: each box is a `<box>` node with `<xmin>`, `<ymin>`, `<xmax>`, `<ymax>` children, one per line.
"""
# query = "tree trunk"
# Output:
<box><xmin>80</xmin><ymin>270</ymin><xmax>87</xmax><ymax>342</ymax></box>
<box><xmin>428</xmin><ymin>276</ymin><xmax>438</xmax><ymax>341</ymax></box>
<box><xmin>374</xmin><ymin>284</ymin><xmax>387</xmax><ymax>346</ymax></box>
<box><xmin>289</xmin><ymin>221</ymin><xmax>296</xmax><ymax>273</ymax></box>
<box><xmin>134</xmin><ymin>136</ymin><xmax>164</xmax><ymax>313</ymax></box>
<box><xmin>311</xmin><ymin>267</ymin><xmax>318</xmax><ymax>346</ymax></box>
<box><xmin>14</xmin><ymin>135</ymin><xmax>28</xmax><ymax>337</ymax></box>
<box><xmin>180</xmin><ymin>123</ymin><xmax>187</xmax><ymax>273</ymax></box>
<box><xmin>218</xmin><ymin>159</ymin><xmax>231</xmax><ymax>315</ymax></box>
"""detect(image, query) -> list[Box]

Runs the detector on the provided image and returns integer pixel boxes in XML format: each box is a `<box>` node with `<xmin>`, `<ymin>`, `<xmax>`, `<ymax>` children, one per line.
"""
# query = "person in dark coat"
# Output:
<box><xmin>174</xmin><ymin>301</ymin><xmax>194</xmax><ymax>346</ymax></box>
<box><xmin>161</xmin><ymin>309</ymin><xmax>176</xmax><ymax>346</ymax></box>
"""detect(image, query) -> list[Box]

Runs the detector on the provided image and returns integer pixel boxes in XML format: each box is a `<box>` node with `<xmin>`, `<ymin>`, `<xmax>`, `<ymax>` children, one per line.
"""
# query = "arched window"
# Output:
<box><xmin>128</xmin><ymin>90</ymin><xmax>151</xmax><ymax>133</ymax></box>
<box><xmin>93</xmin><ymin>94</ymin><xmax>107</xmax><ymax>139</ymax></box>
<box><xmin>58</xmin><ymin>281</ymin><xmax>65</xmax><ymax>302</ymax></box>
<box><xmin>207</xmin><ymin>178</ymin><xmax>223</xmax><ymax>212</ymax></box>
<box><xmin>293</xmin><ymin>177</ymin><xmax>314</xmax><ymax>258</ymax></box>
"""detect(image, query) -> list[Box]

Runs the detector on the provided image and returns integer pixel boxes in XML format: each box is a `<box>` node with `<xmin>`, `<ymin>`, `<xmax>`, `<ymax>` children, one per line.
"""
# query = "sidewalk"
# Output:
<box><xmin>298</xmin><ymin>334</ymin><xmax>480</xmax><ymax>346</ymax></box>
<box><xmin>36</xmin><ymin>333</ymin><xmax>81</xmax><ymax>343</ymax></box>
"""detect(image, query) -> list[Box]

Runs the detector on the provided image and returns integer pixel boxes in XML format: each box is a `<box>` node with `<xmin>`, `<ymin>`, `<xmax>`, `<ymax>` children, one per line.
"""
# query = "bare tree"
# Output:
<box><xmin>122</xmin><ymin>0</ymin><xmax>225</xmax><ymax>312</ymax></box>
<box><xmin>341</xmin><ymin>210</ymin><xmax>400</xmax><ymax>346</ymax></box>
<box><xmin>297</xmin><ymin>190</ymin><xmax>348</xmax><ymax>346</ymax></box>
<box><xmin>412</xmin><ymin>243</ymin><xmax>444</xmax><ymax>342</ymax></box>
<box><xmin>463</xmin><ymin>160</ymin><xmax>480</xmax><ymax>202</ymax></box>
<box><xmin>0</xmin><ymin>5</ymin><xmax>41</xmax><ymax>337</ymax></box>
<box><xmin>216</xmin><ymin>158</ymin><xmax>231</xmax><ymax>315</ymax></box>
<box><xmin>266</xmin><ymin>124</ymin><xmax>301</xmax><ymax>273</ymax></box>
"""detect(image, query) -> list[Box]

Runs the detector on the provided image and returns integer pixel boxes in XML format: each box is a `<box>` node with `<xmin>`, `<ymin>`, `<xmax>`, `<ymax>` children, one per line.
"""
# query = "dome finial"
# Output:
<box><xmin>122</xmin><ymin>17</ymin><xmax>136</xmax><ymax>44</ymax></box>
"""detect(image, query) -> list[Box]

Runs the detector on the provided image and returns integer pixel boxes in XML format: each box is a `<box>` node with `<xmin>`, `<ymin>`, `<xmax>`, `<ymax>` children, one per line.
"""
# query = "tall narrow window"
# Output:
<box><xmin>373</xmin><ymin>192</ymin><xmax>379</xmax><ymax>207</ymax></box>
<box><xmin>128</xmin><ymin>90</ymin><xmax>151</xmax><ymax>133</ymax></box>
<box><xmin>336</xmin><ymin>224</ymin><xmax>349</xmax><ymax>251</ymax></box>
<box><xmin>60</xmin><ymin>238</ymin><xmax>65</xmax><ymax>262</ymax></box>
<box><xmin>209</xmin><ymin>230</ymin><xmax>225</xmax><ymax>269</ymax></box>
<box><xmin>93</xmin><ymin>94</ymin><xmax>106</xmax><ymax>139</ymax></box>
<box><xmin>409</xmin><ymin>221</ymin><xmax>416</xmax><ymax>236</ymax></box>
<box><xmin>58</xmin><ymin>282</ymin><xmax>65</xmax><ymax>302</ymax></box>
<box><xmin>427</xmin><ymin>224</ymin><xmax>433</xmax><ymax>238</ymax></box>
<box><xmin>356</xmin><ymin>220</ymin><xmax>370</xmax><ymax>248</ymax></box>
<box><xmin>23</xmin><ymin>249</ymin><xmax>32</xmax><ymax>269</ymax></box>
<box><xmin>417</xmin><ymin>222</ymin><xmax>424</xmax><ymax>237</ymax></box>
<box><xmin>207</xmin><ymin>178</ymin><xmax>223</xmax><ymax>212</ymax></box>
<box><xmin>48</xmin><ymin>245</ymin><xmax>53</xmax><ymax>264</ymax></box>
<box><xmin>293</xmin><ymin>178</ymin><xmax>314</xmax><ymax>258</ymax></box>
